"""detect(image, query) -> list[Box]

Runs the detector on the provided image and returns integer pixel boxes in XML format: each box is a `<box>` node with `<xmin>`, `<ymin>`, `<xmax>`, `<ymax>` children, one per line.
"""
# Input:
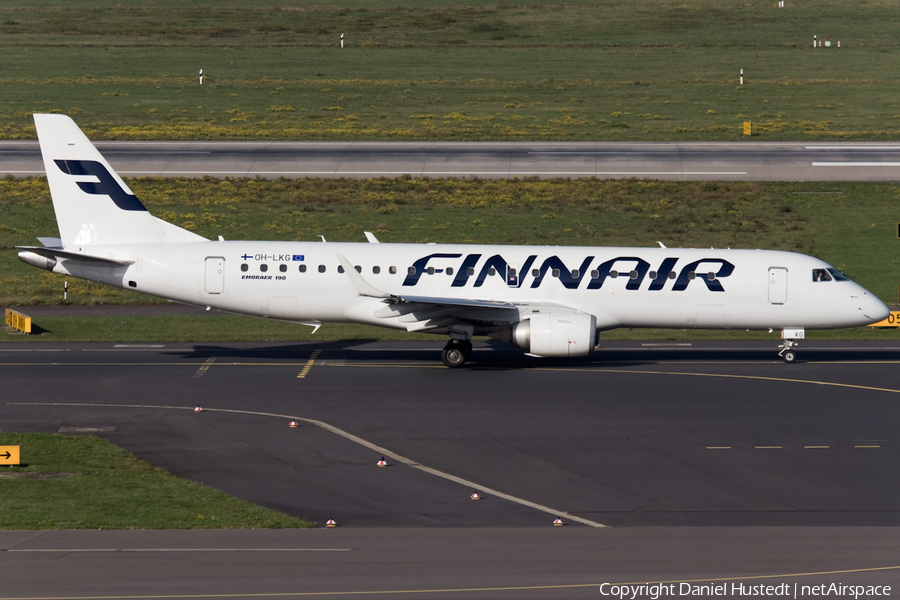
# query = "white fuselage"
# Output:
<box><xmin>37</xmin><ymin>241</ymin><xmax>888</xmax><ymax>334</ymax></box>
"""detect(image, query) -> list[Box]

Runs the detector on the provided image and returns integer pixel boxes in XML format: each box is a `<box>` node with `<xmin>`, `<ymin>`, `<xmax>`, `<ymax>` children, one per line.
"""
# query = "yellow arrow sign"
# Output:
<box><xmin>0</xmin><ymin>446</ymin><xmax>20</xmax><ymax>465</ymax></box>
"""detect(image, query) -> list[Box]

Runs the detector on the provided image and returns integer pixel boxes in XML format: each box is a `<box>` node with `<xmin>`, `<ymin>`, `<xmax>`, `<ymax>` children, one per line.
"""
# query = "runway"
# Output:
<box><xmin>4</xmin><ymin>140</ymin><xmax>900</xmax><ymax>181</ymax></box>
<box><xmin>3</xmin><ymin>340</ymin><xmax>900</xmax><ymax>597</ymax></box>
<box><xmin>3</xmin><ymin>339</ymin><xmax>900</xmax><ymax>596</ymax></box>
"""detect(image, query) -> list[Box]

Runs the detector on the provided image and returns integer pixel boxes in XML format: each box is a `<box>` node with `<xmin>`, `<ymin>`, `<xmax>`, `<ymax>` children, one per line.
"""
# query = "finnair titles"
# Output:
<box><xmin>17</xmin><ymin>114</ymin><xmax>889</xmax><ymax>367</ymax></box>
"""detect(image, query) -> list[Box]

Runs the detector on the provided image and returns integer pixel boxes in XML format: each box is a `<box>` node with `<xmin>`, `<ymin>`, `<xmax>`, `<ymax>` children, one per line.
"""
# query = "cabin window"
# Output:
<box><xmin>668</xmin><ymin>271</ymin><xmax>677</xmax><ymax>279</ymax></box>
<box><xmin>390</xmin><ymin>266</ymin><xmax>397</xmax><ymax>274</ymax></box>
<box><xmin>649</xmin><ymin>270</ymin><xmax>657</xmax><ymax>280</ymax></box>
<box><xmin>688</xmin><ymin>271</ymin><xmax>696</xmax><ymax>280</ymax></box>
<box><xmin>630</xmin><ymin>270</ymin><xmax>638</xmax><ymax>280</ymax></box>
<box><xmin>241</xmin><ymin>264</ymin><xmax>248</xmax><ymax>272</ymax></box>
<box><xmin>446</xmin><ymin>267</ymin><xmax>454</xmax><ymax>276</ymax></box>
<box><xmin>591</xmin><ymin>270</ymin><xmax>599</xmax><ymax>279</ymax></box>
<box><xmin>532</xmin><ymin>268</ymin><xmax>540</xmax><ymax>277</ymax></box>
<box><xmin>408</xmin><ymin>266</ymin><xmax>416</xmax><ymax>275</ymax></box>
<box><xmin>551</xmin><ymin>269</ymin><xmax>560</xmax><ymax>278</ymax></box>
<box><xmin>355</xmin><ymin>265</ymin><xmax>362</xmax><ymax>273</ymax></box>
<box><xmin>338</xmin><ymin>265</ymin><xmax>345</xmax><ymax>273</ymax></box>
<box><xmin>610</xmin><ymin>270</ymin><xmax>618</xmax><ymax>278</ymax></box>
<box><xmin>427</xmin><ymin>267</ymin><xmax>435</xmax><ymax>275</ymax></box>
<box><xmin>706</xmin><ymin>272</ymin><xmax>716</xmax><ymax>281</ymax></box>
<box><xmin>318</xmin><ymin>265</ymin><xmax>326</xmax><ymax>273</ymax></box>
<box><xmin>569</xmin><ymin>269</ymin><xmax>577</xmax><ymax>278</ymax></box>
<box><xmin>279</xmin><ymin>264</ymin><xmax>287</xmax><ymax>273</ymax></box>
<box><xmin>509</xmin><ymin>268</ymin><xmax>517</xmax><ymax>278</ymax></box>
<box><xmin>260</xmin><ymin>264</ymin><xmax>268</xmax><ymax>272</ymax></box>
<box><xmin>467</xmin><ymin>267</ymin><xmax>475</xmax><ymax>276</ymax></box>
<box><xmin>489</xmin><ymin>267</ymin><xmax>496</xmax><ymax>276</ymax></box>
<box><xmin>299</xmin><ymin>265</ymin><xmax>307</xmax><ymax>273</ymax></box>
<box><xmin>813</xmin><ymin>268</ymin><xmax>832</xmax><ymax>282</ymax></box>
<box><xmin>373</xmin><ymin>266</ymin><xmax>381</xmax><ymax>274</ymax></box>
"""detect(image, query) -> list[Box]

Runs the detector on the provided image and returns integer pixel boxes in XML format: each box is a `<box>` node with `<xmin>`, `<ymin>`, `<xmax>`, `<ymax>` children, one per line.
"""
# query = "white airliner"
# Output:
<box><xmin>17</xmin><ymin>114</ymin><xmax>890</xmax><ymax>366</ymax></box>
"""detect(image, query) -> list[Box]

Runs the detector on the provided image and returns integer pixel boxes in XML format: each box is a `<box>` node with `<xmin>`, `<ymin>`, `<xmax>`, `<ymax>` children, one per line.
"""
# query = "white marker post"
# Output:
<box><xmin>740</xmin><ymin>69</ymin><xmax>743</xmax><ymax>85</ymax></box>
<box><xmin>341</xmin><ymin>33</ymin><xmax>344</xmax><ymax>48</ymax></box>
<box><xmin>64</xmin><ymin>280</ymin><xmax>67</xmax><ymax>301</ymax></box>
<box><xmin>813</xmin><ymin>35</ymin><xmax>816</xmax><ymax>48</ymax></box>
<box><xmin>199</xmin><ymin>69</ymin><xmax>203</xmax><ymax>85</ymax></box>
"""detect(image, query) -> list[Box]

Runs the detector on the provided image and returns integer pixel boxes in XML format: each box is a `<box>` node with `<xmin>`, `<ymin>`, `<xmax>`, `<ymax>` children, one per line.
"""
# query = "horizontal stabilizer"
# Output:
<box><xmin>17</xmin><ymin>246</ymin><xmax>134</xmax><ymax>266</ymax></box>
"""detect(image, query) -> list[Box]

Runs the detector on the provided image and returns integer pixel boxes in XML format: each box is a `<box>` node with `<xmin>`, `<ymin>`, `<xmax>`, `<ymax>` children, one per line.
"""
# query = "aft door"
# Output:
<box><xmin>768</xmin><ymin>267</ymin><xmax>787</xmax><ymax>304</ymax></box>
<box><xmin>205</xmin><ymin>257</ymin><xmax>225</xmax><ymax>294</ymax></box>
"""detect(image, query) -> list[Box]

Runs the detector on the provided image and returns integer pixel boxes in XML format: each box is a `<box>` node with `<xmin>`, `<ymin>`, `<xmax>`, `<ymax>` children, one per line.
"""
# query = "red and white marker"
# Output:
<box><xmin>194</xmin><ymin>406</ymin><xmax>203</xmax><ymax>413</ymax></box>
<box><xmin>289</xmin><ymin>420</ymin><xmax>299</xmax><ymax>428</ymax></box>
<box><xmin>326</xmin><ymin>519</ymin><xmax>337</xmax><ymax>528</ymax></box>
<box><xmin>377</xmin><ymin>456</ymin><xmax>388</xmax><ymax>467</ymax></box>
<box><xmin>470</xmin><ymin>492</ymin><xmax>480</xmax><ymax>500</ymax></box>
<box><xmin>553</xmin><ymin>518</ymin><xmax>564</xmax><ymax>526</ymax></box>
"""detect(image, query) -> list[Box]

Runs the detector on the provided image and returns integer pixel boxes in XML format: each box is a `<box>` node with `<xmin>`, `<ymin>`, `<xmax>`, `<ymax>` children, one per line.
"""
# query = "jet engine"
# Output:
<box><xmin>491</xmin><ymin>312</ymin><xmax>597</xmax><ymax>357</ymax></box>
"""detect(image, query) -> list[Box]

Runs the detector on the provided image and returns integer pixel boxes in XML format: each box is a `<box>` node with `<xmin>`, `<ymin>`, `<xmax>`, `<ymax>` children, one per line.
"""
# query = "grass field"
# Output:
<box><xmin>0</xmin><ymin>432</ymin><xmax>313</xmax><ymax>529</ymax></box>
<box><xmin>2</xmin><ymin>1</ymin><xmax>900</xmax><ymax>140</ymax></box>
<box><xmin>3</xmin><ymin>176</ymin><xmax>899</xmax><ymax>304</ymax></box>
<box><xmin>1</xmin><ymin>175</ymin><xmax>898</xmax><ymax>342</ymax></box>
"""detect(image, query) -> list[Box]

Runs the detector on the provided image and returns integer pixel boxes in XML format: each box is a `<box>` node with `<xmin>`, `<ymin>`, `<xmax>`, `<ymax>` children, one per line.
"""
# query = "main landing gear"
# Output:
<box><xmin>441</xmin><ymin>339</ymin><xmax>472</xmax><ymax>368</ymax></box>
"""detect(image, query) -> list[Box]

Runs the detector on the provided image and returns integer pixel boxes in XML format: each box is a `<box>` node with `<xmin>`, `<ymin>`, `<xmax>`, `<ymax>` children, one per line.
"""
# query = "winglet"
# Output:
<box><xmin>336</xmin><ymin>254</ymin><xmax>393</xmax><ymax>299</ymax></box>
<box><xmin>364</xmin><ymin>231</ymin><xmax>380</xmax><ymax>244</ymax></box>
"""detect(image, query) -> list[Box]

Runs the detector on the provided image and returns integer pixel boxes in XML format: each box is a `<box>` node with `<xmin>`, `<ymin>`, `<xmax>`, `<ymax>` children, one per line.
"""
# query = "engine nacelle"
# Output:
<box><xmin>497</xmin><ymin>312</ymin><xmax>597</xmax><ymax>357</ymax></box>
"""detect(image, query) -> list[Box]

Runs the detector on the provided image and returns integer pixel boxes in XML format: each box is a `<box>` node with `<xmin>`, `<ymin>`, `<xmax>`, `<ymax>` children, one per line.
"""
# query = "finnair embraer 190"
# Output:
<box><xmin>18</xmin><ymin>114</ymin><xmax>890</xmax><ymax>366</ymax></box>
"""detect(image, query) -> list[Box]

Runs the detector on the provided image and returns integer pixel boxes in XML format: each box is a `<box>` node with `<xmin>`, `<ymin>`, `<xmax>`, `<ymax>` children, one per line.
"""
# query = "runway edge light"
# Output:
<box><xmin>470</xmin><ymin>492</ymin><xmax>480</xmax><ymax>500</ymax></box>
<box><xmin>326</xmin><ymin>519</ymin><xmax>337</xmax><ymax>528</ymax></box>
<box><xmin>553</xmin><ymin>517</ymin><xmax>564</xmax><ymax>526</ymax></box>
<box><xmin>289</xmin><ymin>420</ymin><xmax>299</xmax><ymax>428</ymax></box>
<box><xmin>194</xmin><ymin>406</ymin><xmax>203</xmax><ymax>413</ymax></box>
<box><xmin>377</xmin><ymin>456</ymin><xmax>387</xmax><ymax>467</ymax></box>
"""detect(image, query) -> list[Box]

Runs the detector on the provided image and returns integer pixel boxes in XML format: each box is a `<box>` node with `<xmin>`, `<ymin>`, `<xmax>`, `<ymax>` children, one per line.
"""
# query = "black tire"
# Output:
<box><xmin>442</xmin><ymin>345</ymin><xmax>467</xmax><ymax>368</ymax></box>
<box><xmin>782</xmin><ymin>350</ymin><xmax>797</xmax><ymax>363</ymax></box>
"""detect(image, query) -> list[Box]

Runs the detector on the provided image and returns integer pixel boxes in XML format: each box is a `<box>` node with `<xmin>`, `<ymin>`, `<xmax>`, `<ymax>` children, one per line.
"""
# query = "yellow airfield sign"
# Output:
<box><xmin>0</xmin><ymin>446</ymin><xmax>20</xmax><ymax>465</ymax></box>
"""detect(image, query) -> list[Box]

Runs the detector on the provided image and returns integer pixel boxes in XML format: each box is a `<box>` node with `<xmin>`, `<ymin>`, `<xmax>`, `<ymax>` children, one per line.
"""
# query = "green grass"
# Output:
<box><xmin>2</xmin><ymin>176</ymin><xmax>899</xmax><ymax>306</ymax></box>
<box><xmin>1</xmin><ymin>175</ymin><xmax>898</xmax><ymax>343</ymax></box>
<box><xmin>0</xmin><ymin>432</ymin><xmax>314</xmax><ymax>529</ymax></box>
<box><xmin>2</xmin><ymin>0</ymin><xmax>900</xmax><ymax>140</ymax></box>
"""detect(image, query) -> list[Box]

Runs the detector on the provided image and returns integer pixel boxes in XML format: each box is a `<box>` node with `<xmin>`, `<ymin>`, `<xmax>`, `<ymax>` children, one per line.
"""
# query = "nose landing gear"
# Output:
<box><xmin>778</xmin><ymin>328</ymin><xmax>804</xmax><ymax>363</ymax></box>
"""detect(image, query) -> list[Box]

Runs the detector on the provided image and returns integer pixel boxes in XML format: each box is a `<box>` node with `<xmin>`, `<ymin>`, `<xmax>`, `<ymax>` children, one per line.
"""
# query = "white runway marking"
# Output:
<box><xmin>11</xmin><ymin>401</ymin><xmax>608</xmax><ymax>529</ymax></box>
<box><xmin>812</xmin><ymin>162</ymin><xmax>900</xmax><ymax>167</ymax></box>
<box><xmin>7</xmin><ymin>548</ymin><xmax>350</xmax><ymax>553</ymax></box>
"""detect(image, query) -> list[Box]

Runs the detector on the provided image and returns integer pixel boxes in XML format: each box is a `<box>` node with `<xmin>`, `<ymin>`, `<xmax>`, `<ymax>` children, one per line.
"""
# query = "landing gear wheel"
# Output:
<box><xmin>442</xmin><ymin>344</ymin><xmax>467</xmax><ymax>368</ymax></box>
<box><xmin>441</xmin><ymin>340</ymin><xmax>472</xmax><ymax>369</ymax></box>
<box><xmin>782</xmin><ymin>350</ymin><xmax>797</xmax><ymax>364</ymax></box>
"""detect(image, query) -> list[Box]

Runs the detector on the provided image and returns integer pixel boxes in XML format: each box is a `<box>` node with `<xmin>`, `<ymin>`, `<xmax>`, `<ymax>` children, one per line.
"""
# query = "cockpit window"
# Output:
<box><xmin>827</xmin><ymin>268</ymin><xmax>850</xmax><ymax>281</ymax></box>
<box><xmin>812</xmin><ymin>269</ymin><xmax>832</xmax><ymax>282</ymax></box>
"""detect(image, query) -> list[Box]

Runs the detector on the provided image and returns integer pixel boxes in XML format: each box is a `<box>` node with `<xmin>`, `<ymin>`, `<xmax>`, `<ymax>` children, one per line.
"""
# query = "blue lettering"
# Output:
<box><xmin>587</xmin><ymin>257</ymin><xmax>650</xmax><ymax>290</ymax></box>
<box><xmin>673</xmin><ymin>258</ymin><xmax>735</xmax><ymax>292</ymax></box>
<box><xmin>530</xmin><ymin>256</ymin><xmax>595</xmax><ymax>289</ymax></box>
<box><xmin>402</xmin><ymin>253</ymin><xmax>462</xmax><ymax>286</ymax></box>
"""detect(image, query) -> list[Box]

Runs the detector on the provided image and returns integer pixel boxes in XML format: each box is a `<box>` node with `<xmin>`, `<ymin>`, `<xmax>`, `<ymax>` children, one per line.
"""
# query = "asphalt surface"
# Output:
<box><xmin>3</xmin><ymin>339</ymin><xmax>900</xmax><ymax>597</ymax></box>
<box><xmin>4</xmin><ymin>140</ymin><xmax>900</xmax><ymax>180</ymax></box>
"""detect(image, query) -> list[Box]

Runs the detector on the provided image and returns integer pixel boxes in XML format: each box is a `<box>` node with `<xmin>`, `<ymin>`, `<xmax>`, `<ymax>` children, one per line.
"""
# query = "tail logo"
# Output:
<box><xmin>54</xmin><ymin>159</ymin><xmax>147</xmax><ymax>212</ymax></box>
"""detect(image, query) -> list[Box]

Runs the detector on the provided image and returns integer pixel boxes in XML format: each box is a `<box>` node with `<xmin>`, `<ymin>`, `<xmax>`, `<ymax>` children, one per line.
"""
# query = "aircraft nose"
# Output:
<box><xmin>852</xmin><ymin>291</ymin><xmax>890</xmax><ymax>323</ymax></box>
